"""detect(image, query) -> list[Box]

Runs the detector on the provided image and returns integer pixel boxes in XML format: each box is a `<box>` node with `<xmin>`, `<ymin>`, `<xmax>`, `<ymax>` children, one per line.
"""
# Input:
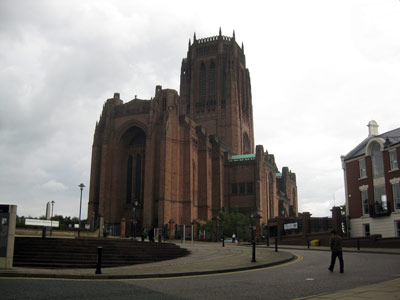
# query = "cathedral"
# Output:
<box><xmin>87</xmin><ymin>30</ymin><xmax>298</xmax><ymax>239</ymax></box>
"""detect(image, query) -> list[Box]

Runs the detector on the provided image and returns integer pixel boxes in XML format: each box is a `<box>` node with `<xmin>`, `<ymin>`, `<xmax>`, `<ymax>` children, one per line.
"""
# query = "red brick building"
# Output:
<box><xmin>88</xmin><ymin>31</ymin><xmax>297</xmax><ymax>237</ymax></box>
<box><xmin>342</xmin><ymin>121</ymin><xmax>400</xmax><ymax>237</ymax></box>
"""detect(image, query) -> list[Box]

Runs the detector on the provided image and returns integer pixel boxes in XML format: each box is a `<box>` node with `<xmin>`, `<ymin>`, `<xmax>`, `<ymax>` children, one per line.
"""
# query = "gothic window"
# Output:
<box><xmin>134</xmin><ymin>154</ymin><xmax>142</xmax><ymax>202</ymax></box>
<box><xmin>208</xmin><ymin>61</ymin><xmax>216</xmax><ymax>105</ymax></box>
<box><xmin>199</xmin><ymin>62</ymin><xmax>206</xmax><ymax>105</ymax></box>
<box><xmin>231</xmin><ymin>183</ymin><xmax>237</xmax><ymax>195</ymax></box>
<box><xmin>241</xmin><ymin>69</ymin><xmax>246</xmax><ymax>112</ymax></box>
<box><xmin>247</xmin><ymin>182</ymin><xmax>253</xmax><ymax>194</ymax></box>
<box><xmin>239</xmin><ymin>183</ymin><xmax>245</xmax><ymax>194</ymax></box>
<box><xmin>243</xmin><ymin>132</ymin><xmax>251</xmax><ymax>154</ymax></box>
<box><xmin>126</xmin><ymin>155</ymin><xmax>133</xmax><ymax>204</ymax></box>
<box><xmin>268</xmin><ymin>173</ymin><xmax>274</xmax><ymax>219</ymax></box>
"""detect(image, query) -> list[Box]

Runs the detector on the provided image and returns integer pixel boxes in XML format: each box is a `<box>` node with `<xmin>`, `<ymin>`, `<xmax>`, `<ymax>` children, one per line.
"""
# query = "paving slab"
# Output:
<box><xmin>0</xmin><ymin>242</ymin><xmax>294</xmax><ymax>279</ymax></box>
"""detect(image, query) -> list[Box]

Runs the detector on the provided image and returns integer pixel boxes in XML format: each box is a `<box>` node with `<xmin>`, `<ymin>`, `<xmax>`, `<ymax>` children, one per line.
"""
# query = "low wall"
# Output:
<box><xmin>16</xmin><ymin>228</ymin><xmax>101</xmax><ymax>238</ymax></box>
<box><xmin>277</xmin><ymin>232</ymin><xmax>400</xmax><ymax>248</ymax></box>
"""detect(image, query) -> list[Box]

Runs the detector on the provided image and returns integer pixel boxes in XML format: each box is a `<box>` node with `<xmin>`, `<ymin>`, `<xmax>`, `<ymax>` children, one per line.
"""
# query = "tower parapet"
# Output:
<box><xmin>180</xmin><ymin>29</ymin><xmax>253</xmax><ymax>155</ymax></box>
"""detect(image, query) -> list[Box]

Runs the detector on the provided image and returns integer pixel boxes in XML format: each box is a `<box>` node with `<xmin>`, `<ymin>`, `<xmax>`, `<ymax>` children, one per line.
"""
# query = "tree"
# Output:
<box><xmin>218</xmin><ymin>210</ymin><xmax>251</xmax><ymax>241</ymax></box>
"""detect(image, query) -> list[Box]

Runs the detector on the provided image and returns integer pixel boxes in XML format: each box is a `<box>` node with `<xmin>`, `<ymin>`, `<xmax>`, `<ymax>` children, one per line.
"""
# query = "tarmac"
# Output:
<box><xmin>0</xmin><ymin>240</ymin><xmax>399</xmax><ymax>300</ymax></box>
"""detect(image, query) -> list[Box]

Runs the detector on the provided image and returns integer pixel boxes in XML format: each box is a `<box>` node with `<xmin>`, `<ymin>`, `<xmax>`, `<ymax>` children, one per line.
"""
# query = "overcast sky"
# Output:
<box><xmin>1</xmin><ymin>0</ymin><xmax>399</xmax><ymax>219</ymax></box>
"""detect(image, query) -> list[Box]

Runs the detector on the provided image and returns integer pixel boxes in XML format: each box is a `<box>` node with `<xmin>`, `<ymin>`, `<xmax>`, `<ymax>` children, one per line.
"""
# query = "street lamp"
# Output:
<box><xmin>250</xmin><ymin>213</ymin><xmax>256</xmax><ymax>262</ymax></box>
<box><xmin>78</xmin><ymin>183</ymin><xmax>85</xmax><ymax>237</ymax></box>
<box><xmin>50</xmin><ymin>201</ymin><xmax>55</xmax><ymax>236</ymax></box>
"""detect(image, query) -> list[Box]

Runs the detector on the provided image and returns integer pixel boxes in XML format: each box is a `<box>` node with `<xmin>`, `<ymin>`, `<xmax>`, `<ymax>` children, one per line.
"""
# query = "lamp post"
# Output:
<box><xmin>250</xmin><ymin>213</ymin><xmax>256</xmax><ymax>262</ymax></box>
<box><xmin>78</xmin><ymin>183</ymin><xmax>85</xmax><ymax>237</ymax></box>
<box><xmin>50</xmin><ymin>200</ymin><xmax>55</xmax><ymax>236</ymax></box>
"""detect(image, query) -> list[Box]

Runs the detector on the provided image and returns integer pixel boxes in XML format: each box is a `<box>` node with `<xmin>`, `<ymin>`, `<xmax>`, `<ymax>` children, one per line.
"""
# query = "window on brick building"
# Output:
<box><xmin>363</xmin><ymin>224</ymin><xmax>370</xmax><ymax>237</ymax></box>
<box><xmin>247</xmin><ymin>182</ymin><xmax>253</xmax><ymax>194</ymax></box>
<box><xmin>396</xmin><ymin>221</ymin><xmax>400</xmax><ymax>237</ymax></box>
<box><xmin>389</xmin><ymin>150</ymin><xmax>398</xmax><ymax>171</ymax></box>
<box><xmin>374</xmin><ymin>186</ymin><xmax>388</xmax><ymax>213</ymax></box>
<box><xmin>361</xmin><ymin>190</ymin><xmax>369</xmax><ymax>215</ymax></box>
<box><xmin>359</xmin><ymin>158</ymin><xmax>367</xmax><ymax>178</ymax></box>
<box><xmin>393</xmin><ymin>183</ymin><xmax>400</xmax><ymax>211</ymax></box>
<box><xmin>231</xmin><ymin>183</ymin><xmax>237</xmax><ymax>195</ymax></box>
<box><xmin>239</xmin><ymin>183</ymin><xmax>245</xmax><ymax>194</ymax></box>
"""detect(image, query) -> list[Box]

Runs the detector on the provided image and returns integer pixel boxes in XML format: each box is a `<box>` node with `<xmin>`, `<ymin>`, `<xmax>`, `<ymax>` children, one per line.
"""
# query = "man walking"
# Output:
<box><xmin>328</xmin><ymin>230</ymin><xmax>344</xmax><ymax>273</ymax></box>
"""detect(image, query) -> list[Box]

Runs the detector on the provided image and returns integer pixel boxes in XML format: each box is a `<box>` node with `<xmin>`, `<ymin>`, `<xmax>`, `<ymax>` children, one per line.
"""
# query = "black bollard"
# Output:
<box><xmin>266</xmin><ymin>236</ymin><xmax>270</xmax><ymax>247</ymax></box>
<box><xmin>158</xmin><ymin>234</ymin><xmax>162</xmax><ymax>243</ymax></box>
<box><xmin>307</xmin><ymin>240</ymin><xmax>310</xmax><ymax>249</ymax></box>
<box><xmin>252</xmin><ymin>241</ymin><xmax>256</xmax><ymax>262</ymax></box>
<box><xmin>95</xmin><ymin>246</ymin><xmax>102</xmax><ymax>274</ymax></box>
<box><xmin>222</xmin><ymin>238</ymin><xmax>225</xmax><ymax>247</ymax></box>
<box><xmin>42</xmin><ymin>227</ymin><xmax>47</xmax><ymax>238</ymax></box>
<box><xmin>275</xmin><ymin>237</ymin><xmax>278</xmax><ymax>252</ymax></box>
<box><xmin>357</xmin><ymin>239</ymin><xmax>360</xmax><ymax>250</ymax></box>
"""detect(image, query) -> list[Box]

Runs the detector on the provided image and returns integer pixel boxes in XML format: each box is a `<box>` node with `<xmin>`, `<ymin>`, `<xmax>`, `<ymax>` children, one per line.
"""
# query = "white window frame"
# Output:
<box><xmin>359</xmin><ymin>158</ymin><xmax>367</xmax><ymax>179</ymax></box>
<box><xmin>389</xmin><ymin>150</ymin><xmax>398</xmax><ymax>171</ymax></box>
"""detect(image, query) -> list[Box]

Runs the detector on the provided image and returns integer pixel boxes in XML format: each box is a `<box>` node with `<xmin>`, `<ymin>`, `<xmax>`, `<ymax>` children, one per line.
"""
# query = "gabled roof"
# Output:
<box><xmin>343</xmin><ymin>127</ymin><xmax>400</xmax><ymax>161</ymax></box>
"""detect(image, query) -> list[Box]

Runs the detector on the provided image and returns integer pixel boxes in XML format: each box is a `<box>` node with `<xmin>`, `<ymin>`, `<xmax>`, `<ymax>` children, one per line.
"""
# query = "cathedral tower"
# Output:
<box><xmin>180</xmin><ymin>29</ymin><xmax>254</xmax><ymax>155</ymax></box>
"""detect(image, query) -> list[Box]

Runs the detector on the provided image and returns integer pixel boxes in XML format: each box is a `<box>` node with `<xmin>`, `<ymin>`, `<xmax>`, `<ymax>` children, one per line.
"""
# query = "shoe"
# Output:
<box><xmin>328</xmin><ymin>268</ymin><xmax>333</xmax><ymax>272</ymax></box>
<box><xmin>340</xmin><ymin>270</ymin><xmax>344</xmax><ymax>273</ymax></box>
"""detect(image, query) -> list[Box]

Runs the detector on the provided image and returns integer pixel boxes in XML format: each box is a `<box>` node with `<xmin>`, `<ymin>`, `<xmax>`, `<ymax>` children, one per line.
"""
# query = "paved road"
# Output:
<box><xmin>1</xmin><ymin>249</ymin><xmax>399</xmax><ymax>300</ymax></box>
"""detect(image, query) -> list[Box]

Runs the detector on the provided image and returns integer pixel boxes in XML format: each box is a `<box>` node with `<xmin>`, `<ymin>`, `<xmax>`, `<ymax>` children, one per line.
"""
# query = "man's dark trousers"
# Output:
<box><xmin>329</xmin><ymin>251</ymin><xmax>344</xmax><ymax>272</ymax></box>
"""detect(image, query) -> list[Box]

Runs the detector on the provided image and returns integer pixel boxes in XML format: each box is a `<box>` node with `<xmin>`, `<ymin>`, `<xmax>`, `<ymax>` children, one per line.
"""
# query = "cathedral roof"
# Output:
<box><xmin>229</xmin><ymin>154</ymin><xmax>255</xmax><ymax>162</ymax></box>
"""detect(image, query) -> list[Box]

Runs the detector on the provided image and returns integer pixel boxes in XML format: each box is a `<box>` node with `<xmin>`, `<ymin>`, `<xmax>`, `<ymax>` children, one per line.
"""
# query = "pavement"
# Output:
<box><xmin>0</xmin><ymin>241</ymin><xmax>399</xmax><ymax>299</ymax></box>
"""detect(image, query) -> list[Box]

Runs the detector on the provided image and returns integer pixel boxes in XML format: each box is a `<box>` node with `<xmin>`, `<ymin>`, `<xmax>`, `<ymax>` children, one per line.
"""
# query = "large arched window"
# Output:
<box><xmin>371</xmin><ymin>142</ymin><xmax>384</xmax><ymax>179</ymax></box>
<box><xmin>126</xmin><ymin>155</ymin><xmax>133</xmax><ymax>204</ymax></box>
<box><xmin>369</xmin><ymin>141</ymin><xmax>388</xmax><ymax>214</ymax></box>
<box><xmin>134</xmin><ymin>154</ymin><xmax>143</xmax><ymax>202</ymax></box>
<box><xmin>121</xmin><ymin>127</ymin><xmax>146</xmax><ymax>205</ymax></box>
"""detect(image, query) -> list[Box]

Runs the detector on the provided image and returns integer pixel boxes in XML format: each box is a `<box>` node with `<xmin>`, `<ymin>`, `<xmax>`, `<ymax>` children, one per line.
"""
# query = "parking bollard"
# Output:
<box><xmin>95</xmin><ymin>246</ymin><xmax>102</xmax><ymax>274</ymax></box>
<box><xmin>275</xmin><ymin>237</ymin><xmax>278</xmax><ymax>252</ymax></box>
<box><xmin>357</xmin><ymin>239</ymin><xmax>360</xmax><ymax>250</ymax></box>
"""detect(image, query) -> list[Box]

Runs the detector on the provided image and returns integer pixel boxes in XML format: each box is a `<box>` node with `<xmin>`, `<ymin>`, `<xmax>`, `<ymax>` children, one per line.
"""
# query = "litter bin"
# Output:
<box><xmin>310</xmin><ymin>239</ymin><xmax>320</xmax><ymax>246</ymax></box>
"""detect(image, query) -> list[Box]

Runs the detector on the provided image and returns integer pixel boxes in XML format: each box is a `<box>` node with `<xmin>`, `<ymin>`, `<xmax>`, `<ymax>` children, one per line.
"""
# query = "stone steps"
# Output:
<box><xmin>13</xmin><ymin>237</ymin><xmax>190</xmax><ymax>268</ymax></box>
